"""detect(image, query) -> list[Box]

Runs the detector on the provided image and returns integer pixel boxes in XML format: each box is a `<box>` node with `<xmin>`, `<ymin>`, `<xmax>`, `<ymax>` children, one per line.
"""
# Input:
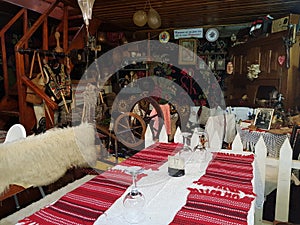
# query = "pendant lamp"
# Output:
<box><xmin>78</xmin><ymin>0</ymin><xmax>95</xmax><ymax>26</ymax></box>
<box><xmin>147</xmin><ymin>7</ymin><xmax>161</xmax><ymax>29</ymax></box>
<box><xmin>133</xmin><ymin>10</ymin><xmax>148</xmax><ymax>27</ymax></box>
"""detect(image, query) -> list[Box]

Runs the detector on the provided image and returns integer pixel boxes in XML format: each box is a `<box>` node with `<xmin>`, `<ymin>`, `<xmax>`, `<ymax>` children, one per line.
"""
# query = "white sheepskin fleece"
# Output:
<box><xmin>0</xmin><ymin>122</ymin><xmax>98</xmax><ymax>195</ymax></box>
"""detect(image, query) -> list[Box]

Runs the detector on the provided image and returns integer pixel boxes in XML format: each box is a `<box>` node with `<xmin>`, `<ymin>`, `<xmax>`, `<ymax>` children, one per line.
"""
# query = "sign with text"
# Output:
<box><xmin>174</xmin><ymin>28</ymin><xmax>203</xmax><ymax>39</ymax></box>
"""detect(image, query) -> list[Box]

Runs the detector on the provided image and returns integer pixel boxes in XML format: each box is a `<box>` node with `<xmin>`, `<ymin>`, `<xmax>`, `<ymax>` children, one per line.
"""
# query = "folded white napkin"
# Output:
<box><xmin>190</xmin><ymin>129</ymin><xmax>199</xmax><ymax>150</ymax></box>
<box><xmin>231</xmin><ymin>132</ymin><xmax>243</xmax><ymax>152</ymax></box>
<box><xmin>145</xmin><ymin>124</ymin><xmax>155</xmax><ymax>148</ymax></box>
<box><xmin>159</xmin><ymin>124</ymin><xmax>168</xmax><ymax>143</ymax></box>
<box><xmin>174</xmin><ymin>126</ymin><xmax>183</xmax><ymax>143</ymax></box>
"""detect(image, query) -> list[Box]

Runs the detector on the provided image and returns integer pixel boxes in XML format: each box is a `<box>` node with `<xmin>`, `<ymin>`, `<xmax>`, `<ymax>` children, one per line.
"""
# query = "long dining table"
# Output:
<box><xmin>17</xmin><ymin>142</ymin><xmax>256</xmax><ymax>225</ymax></box>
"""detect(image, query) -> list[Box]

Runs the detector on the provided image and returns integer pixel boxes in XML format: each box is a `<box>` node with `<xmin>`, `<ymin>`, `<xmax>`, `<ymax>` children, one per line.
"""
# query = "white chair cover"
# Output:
<box><xmin>188</xmin><ymin>106</ymin><xmax>200</xmax><ymax>124</ymax></box>
<box><xmin>223</xmin><ymin>114</ymin><xmax>237</xmax><ymax>144</ymax></box>
<box><xmin>4</xmin><ymin>124</ymin><xmax>26</xmax><ymax>144</ymax></box>
<box><xmin>205</xmin><ymin>115</ymin><xmax>225</xmax><ymax>149</ymax></box>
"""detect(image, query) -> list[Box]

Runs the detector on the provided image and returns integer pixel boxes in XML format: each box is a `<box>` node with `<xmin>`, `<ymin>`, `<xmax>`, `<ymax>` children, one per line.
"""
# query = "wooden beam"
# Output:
<box><xmin>2</xmin><ymin>0</ymin><xmax>63</xmax><ymax>19</ymax></box>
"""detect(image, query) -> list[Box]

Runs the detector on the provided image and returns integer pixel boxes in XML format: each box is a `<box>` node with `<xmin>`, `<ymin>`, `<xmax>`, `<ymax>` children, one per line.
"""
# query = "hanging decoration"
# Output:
<box><xmin>133</xmin><ymin>10</ymin><xmax>148</xmax><ymax>27</ymax></box>
<box><xmin>147</xmin><ymin>7</ymin><xmax>161</xmax><ymax>29</ymax></box>
<box><xmin>77</xmin><ymin>0</ymin><xmax>95</xmax><ymax>29</ymax></box>
<box><xmin>133</xmin><ymin>0</ymin><xmax>161</xmax><ymax>29</ymax></box>
<box><xmin>247</xmin><ymin>63</ymin><xmax>261</xmax><ymax>80</ymax></box>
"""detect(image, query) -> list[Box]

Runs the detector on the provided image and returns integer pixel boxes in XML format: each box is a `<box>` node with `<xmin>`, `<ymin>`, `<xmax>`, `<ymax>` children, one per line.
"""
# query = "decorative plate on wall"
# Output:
<box><xmin>159</xmin><ymin>31</ymin><xmax>170</xmax><ymax>43</ymax></box>
<box><xmin>205</xmin><ymin>28</ymin><xmax>219</xmax><ymax>42</ymax></box>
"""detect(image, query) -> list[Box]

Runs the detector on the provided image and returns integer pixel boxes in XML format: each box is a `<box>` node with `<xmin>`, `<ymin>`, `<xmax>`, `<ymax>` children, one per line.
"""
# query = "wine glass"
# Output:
<box><xmin>193</xmin><ymin>131</ymin><xmax>209</xmax><ymax>163</ymax></box>
<box><xmin>193</xmin><ymin>131</ymin><xmax>209</xmax><ymax>151</ymax></box>
<box><xmin>123</xmin><ymin>166</ymin><xmax>146</xmax><ymax>224</ymax></box>
<box><xmin>181</xmin><ymin>132</ymin><xmax>192</xmax><ymax>151</ymax></box>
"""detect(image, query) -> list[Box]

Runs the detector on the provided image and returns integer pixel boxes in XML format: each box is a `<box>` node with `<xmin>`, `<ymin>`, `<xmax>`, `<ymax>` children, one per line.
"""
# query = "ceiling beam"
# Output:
<box><xmin>2</xmin><ymin>0</ymin><xmax>63</xmax><ymax>19</ymax></box>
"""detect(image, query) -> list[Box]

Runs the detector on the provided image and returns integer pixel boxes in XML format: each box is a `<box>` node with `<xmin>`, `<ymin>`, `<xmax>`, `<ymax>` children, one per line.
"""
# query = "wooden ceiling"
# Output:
<box><xmin>63</xmin><ymin>0</ymin><xmax>300</xmax><ymax>32</ymax></box>
<box><xmin>2</xmin><ymin>0</ymin><xmax>300</xmax><ymax>33</ymax></box>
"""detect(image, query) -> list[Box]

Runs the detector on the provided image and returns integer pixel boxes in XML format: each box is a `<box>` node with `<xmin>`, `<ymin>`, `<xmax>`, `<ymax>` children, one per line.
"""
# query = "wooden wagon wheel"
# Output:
<box><xmin>113</xmin><ymin>96</ymin><xmax>164</xmax><ymax>149</ymax></box>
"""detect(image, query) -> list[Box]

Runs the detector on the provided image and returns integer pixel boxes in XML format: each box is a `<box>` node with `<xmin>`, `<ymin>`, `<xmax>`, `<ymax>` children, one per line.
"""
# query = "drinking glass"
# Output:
<box><xmin>123</xmin><ymin>166</ymin><xmax>146</xmax><ymax>224</ymax></box>
<box><xmin>181</xmin><ymin>132</ymin><xmax>192</xmax><ymax>151</ymax></box>
<box><xmin>193</xmin><ymin>131</ymin><xmax>209</xmax><ymax>151</ymax></box>
<box><xmin>193</xmin><ymin>131</ymin><xmax>209</xmax><ymax>163</ymax></box>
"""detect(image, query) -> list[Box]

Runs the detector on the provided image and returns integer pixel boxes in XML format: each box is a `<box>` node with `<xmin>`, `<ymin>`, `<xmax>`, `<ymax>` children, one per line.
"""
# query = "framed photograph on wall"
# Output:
<box><xmin>254</xmin><ymin>108</ymin><xmax>274</xmax><ymax>130</ymax></box>
<box><xmin>178</xmin><ymin>39</ymin><xmax>197</xmax><ymax>65</ymax></box>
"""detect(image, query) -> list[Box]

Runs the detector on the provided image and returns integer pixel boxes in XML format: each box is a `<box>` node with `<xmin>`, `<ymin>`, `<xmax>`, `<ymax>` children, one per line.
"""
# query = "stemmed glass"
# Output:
<box><xmin>123</xmin><ymin>166</ymin><xmax>146</xmax><ymax>224</ymax></box>
<box><xmin>193</xmin><ymin>131</ymin><xmax>209</xmax><ymax>151</ymax></box>
<box><xmin>181</xmin><ymin>132</ymin><xmax>192</xmax><ymax>151</ymax></box>
<box><xmin>193</xmin><ymin>131</ymin><xmax>209</xmax><ymax>163</ymax></box>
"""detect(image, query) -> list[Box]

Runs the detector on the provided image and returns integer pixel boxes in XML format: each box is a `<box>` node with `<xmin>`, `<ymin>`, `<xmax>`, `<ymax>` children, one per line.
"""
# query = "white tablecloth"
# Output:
<box><xmin>94</xmin><ymin>149</ymin><xmax>255</xmax><ymax>225</ymax></box>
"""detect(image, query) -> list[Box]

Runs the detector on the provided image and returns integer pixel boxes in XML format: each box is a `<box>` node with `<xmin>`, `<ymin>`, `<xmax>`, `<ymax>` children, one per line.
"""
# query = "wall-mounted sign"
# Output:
<box><xmin>174</xmin><ymin>28</ymin><xmax>203</xmax><ymax>39</ymax></box>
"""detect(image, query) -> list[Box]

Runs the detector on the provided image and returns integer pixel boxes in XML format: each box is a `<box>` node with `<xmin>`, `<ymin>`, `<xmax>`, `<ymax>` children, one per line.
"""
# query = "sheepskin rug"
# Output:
<box><xmin>0</xmin><ymin>122</ymin><xmax>98</xmax><ymax>195</ymax></box>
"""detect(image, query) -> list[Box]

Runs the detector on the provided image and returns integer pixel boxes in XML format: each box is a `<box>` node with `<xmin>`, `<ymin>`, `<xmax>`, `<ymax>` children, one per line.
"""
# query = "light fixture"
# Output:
<box><xmin>147</xmin><ymin>7</ymin><xmax>161</xmax><ymax>29</ymax></box>
<box><xmin>77</xmin><ymin>0</ymin><xmax>95</xmax><ymax>27</ymax></box>
<box><xmin>133</xmin><ymin>10</ymin><xmax>148</xmax><ymax>27</ymax></box>
<box><xmin>133</xmin><ymin>0</ymin><xmax>161</xmax><ymax>29</ymax></box>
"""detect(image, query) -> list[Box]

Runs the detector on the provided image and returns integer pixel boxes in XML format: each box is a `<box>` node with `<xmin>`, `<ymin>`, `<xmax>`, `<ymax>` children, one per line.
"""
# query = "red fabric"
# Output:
<box><xmin>169</xmin><ymin>188</ymin><xmax>255</xmax><ymax>225</ymax></box>
<box><xmin>194</xmin><ymin>152</ymin><xmax>255</xmax><ymax>195</ymax></box>
<box><xmin>120</xmin><ymin>142</ymin><xmax>182</xmax><ymax>170</ymax></box>
<box><xmin>170</xmin><ymin>152</ymin><xmax>255</xmax><ymax>225</ymax></box>
<box><xmin>18</xmin><ymin>170</ymin><xmax>132</xmax><ymax>225</ymax></box>
<box><xmin>18</xmin><ymin>142</ymin><xmax>181</xmax><ymax>225</ymax></box>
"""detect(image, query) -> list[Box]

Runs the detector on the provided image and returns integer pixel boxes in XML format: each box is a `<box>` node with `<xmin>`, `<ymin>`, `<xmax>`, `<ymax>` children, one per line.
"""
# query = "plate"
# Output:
<box><xmin>159</xmin><ymin>31</ymin><xmax>170</xmax><ymax>43</ymax></box>
<box><xmin>205</xmin><ymin>28</ymin><xmax>219</xmax><ymax>42</ymax></box>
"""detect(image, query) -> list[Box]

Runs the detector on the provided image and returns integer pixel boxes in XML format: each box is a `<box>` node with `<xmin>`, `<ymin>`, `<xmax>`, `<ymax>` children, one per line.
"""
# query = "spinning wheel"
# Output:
<box><xmin>113</xmin><ymin>96</ymin><xmax>164</xmax><ymax>149</ymax></box>
<box><xmin>114</xmin><ymin>112</ymin><xmax>146</xmax><ymax>149</ymax></box>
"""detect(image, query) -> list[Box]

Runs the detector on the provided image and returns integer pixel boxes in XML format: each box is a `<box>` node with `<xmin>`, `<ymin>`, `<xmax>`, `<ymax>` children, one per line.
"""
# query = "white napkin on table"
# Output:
<box><xmin>231</xmin><ymin>132</ymin><xmax>243</xmax><ymax>152</ymax></box>
<box><xmin>190</xmin><ymin>129</ymin><xmax>199</xmax><ymax>150</ymax></box>
<box><xmin>145</xmin><ymin>124</ymin><xmax>155</xmax><ymax>148</ymax></box>
<box><xmin>159</xmin><ymin>124</ymin><xmax>168</xmax><ymax>143</ymax></box>
<box><xmin>174</xmin><ymin>126</ymin><xmax>183</xmax><ymax>143</ymax></box>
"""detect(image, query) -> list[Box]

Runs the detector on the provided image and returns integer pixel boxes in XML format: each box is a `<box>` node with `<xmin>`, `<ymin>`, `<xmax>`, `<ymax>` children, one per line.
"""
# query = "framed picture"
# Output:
<box><xmin>254</xmin><ymin>108</ymin><xmax>274</xmax><ymax>130</ymax></box>
<box><xmin>178</xmin><ymin>39</ymin><xmax>197</xmax><ymax>65</ymax></box>
<box><xmin>216</xmin><ymin>55</ymin><xmax>226</xmax><ymax>70</ymax></box>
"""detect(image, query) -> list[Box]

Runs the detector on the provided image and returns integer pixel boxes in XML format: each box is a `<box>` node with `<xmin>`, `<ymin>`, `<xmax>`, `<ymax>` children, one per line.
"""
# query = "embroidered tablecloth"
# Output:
<box><xmin>17</xmin><ymin>142</ymin><xmax>182</xmax><ymax>225</ymax></box>
<box><xmin>170</xmin><ymin>152</ymin><xmax>255</xmax><ymax>225</ymax></box>
<box><xmin>240</xmin><ymin>129</ymin><xmax>289</xmax><ymax>157</ymax></box>
<box><xmin>17</xmin><ymin>145</ymin><xmax>255</xmax><ymax>225</ymax></box>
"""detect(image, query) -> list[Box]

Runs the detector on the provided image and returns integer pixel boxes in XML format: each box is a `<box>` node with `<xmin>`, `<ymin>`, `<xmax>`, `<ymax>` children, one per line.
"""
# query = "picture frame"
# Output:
<box><xmin>197</xmin><ymin>55</ymin><xmax>206</xmax><ymax>70</ymax></box>
<box><xmin>178</xmin><ymin>39</ymin><xmax>197</xmax><ymax>65</ymax></box>
<box><xmin>254</xmin><ymin>108</ymin><xmax>274</xmax><ymax>130</ymax></box>
<box><xmin>216</xmin><ymin>55</ymin><xmax>226</xmax><ymax>70</ymax></box>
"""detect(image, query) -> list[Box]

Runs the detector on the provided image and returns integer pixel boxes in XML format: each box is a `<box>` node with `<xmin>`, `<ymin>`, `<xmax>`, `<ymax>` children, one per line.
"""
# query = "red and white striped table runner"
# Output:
<box><xmin>17</xmin><ymin>142</ymin><xmax>182</xmax><ymax>225</ymax></box>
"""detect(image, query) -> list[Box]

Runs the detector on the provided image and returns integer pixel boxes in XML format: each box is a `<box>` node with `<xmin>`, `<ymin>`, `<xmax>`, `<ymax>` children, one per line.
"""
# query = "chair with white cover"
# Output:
<box><xmin>3</xmin><ymin>124</ymin><xmax>45</xmax><ymax>209</ymax></box>
<box><xmin>3</xmin><ymin>124</ymin><xmax>26</xmax><ymax>144</ymax></box>
<box><xmin>205</xmin><ymin>114</ymin><xmax>236</xmax><ymax>149</ymax></box>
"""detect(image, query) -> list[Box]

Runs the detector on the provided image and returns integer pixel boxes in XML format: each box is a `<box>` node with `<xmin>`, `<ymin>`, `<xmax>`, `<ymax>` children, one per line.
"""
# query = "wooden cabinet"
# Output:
<box><xmin>225</xmin><ymin>30</ymin><xmax>300</xmax><ymax>111</ymax></box>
